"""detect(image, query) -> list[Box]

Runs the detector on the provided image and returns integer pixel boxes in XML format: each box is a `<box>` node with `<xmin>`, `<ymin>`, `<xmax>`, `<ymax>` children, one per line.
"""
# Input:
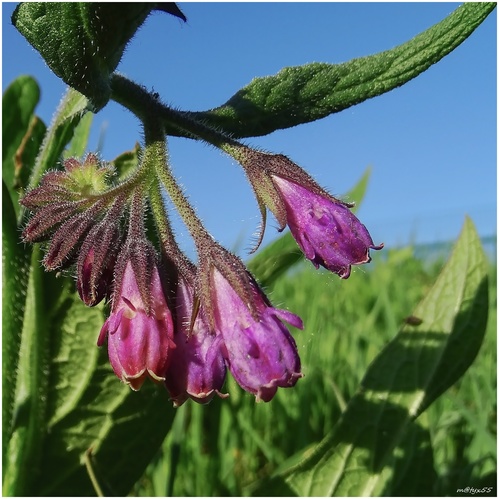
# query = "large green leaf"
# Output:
<box><xmin>2</xmin><ymin>183</ymin><xmax>32</xmax><ymax>475</ymax></box>
<box><xmin>366</xmin><ymin>413</ymin><xmax>438</xmax><ymax>496</ymax></box>
<box><xmin>172</xmin><ymin>3</ymin><xmax>495</xmax><ymax>138</ymax></box>
<box><xmin>260</xmin><ymin>217</ymin><xmax>488</xmax><ymax>496</ymax></box>
<box><xmin>3</xmin><ymin>270</ymin><xmax>176</xmax><ymax>496</ymax></box>
<box><xmin>386</xmin><ymin>415</ymin><xmax>437</xmax><ymax>496</ymax></box>
<box><xmin>12</xmin><ymin>3</ymin><xmax>185</xmax><ymax>111</ymax></box>
<box><xmin>63</xmin><ymin>111</ymin><xmax>94</xmax><ymax>159</ymax></box>
<box><xmin>2</xmin><ymin>245</ymin><xmax>56</xmax><ymax>496</ymax></box>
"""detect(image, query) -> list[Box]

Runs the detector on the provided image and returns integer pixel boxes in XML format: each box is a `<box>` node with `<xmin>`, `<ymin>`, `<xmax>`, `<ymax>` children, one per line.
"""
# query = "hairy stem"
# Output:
<box><xmin>110</xmin><ymin>73</ymin><xmax>240</xmax><ymax>152</ymax></box>
<box><xmin>140</xmin><ymin>115</ymin><xmax>212</xmax><ymax>247</ymax></box>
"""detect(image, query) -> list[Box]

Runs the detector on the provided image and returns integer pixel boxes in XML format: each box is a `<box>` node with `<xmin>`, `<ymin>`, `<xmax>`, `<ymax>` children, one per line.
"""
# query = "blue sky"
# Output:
<box><xmin>3</xmin><ymin>2</ymin><xmax>497</xmax><ymax>261</ymax></box>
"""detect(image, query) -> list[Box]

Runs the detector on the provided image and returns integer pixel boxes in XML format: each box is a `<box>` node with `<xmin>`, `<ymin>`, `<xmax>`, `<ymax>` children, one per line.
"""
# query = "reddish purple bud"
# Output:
<box><xmin>232</xmin><ymin>147</ymin><xmax>383</xmax><ymax>271</ymax></box>
<box><xmin>98</xmin><ymin>260</ymin><xmax>175</xmax><ymax>390</ymax></box>
<box><xmin>43</xmin><ymin>209</ymin><xmax>101</xmax><ymax>271</ymax></box>
<box><xmin>77</xmin><ymin>247</ymin><xmax>115</xmax><ymax>307</ymax></box>
<box><xmin>165</xmin><ymin>274</ymin><xmax>227</xmax><ymax>407</ymax></box>
<box><xmin>21</xmin><ymin>201</ymin><xmax>80</xmax><ymax>243</ymax></box>
<box><xmin>76</xmin><ymin>208</ymin><xmax>123</xmax><ymax>307</ymax></box>
<box><xmin>20</xmin><ymin>178</ymin><xmax>71</xmax><ymax>209</ymax></box>
<box><xmin>272</xmin><ymin>176</ymin><xmax>383</xmax><ymax>278</ymax></box>
<box><xmin>211</xmin><ymin>267</ymin><xmax>303</xmax><ymax>402</ymax></box>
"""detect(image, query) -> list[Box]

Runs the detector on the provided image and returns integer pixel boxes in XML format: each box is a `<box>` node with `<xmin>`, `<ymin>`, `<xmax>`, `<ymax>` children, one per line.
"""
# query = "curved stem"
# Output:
<box><xmin>140</xmin><ymin>115</ymin><xmax>211</xmax><ymax>247</ymax></box>
<box><xmin>127</xmin><ymin>185</ymin><xmax>146</xmax><ymax>240</ymax></box>
<box><xmin>148</xmin><ymin>181</ymin><xmax>195</xmax><ymax>276</ymax></box>
<box><xmin>148</xmin><ymin>182</ymin><xmax>173</xmax><ymax>249</ymax></box>
<box><xmin>110</xmin><ymin>73</ymin><xmax>240</xmax><ymax>152</ymax></box>
<box><xmin>110</xmin><ymin>74</ymin><xmax>261</xmax><ymax>205</ymax></box>
<box><xmin>84</xmin><ymin>166</ymin><xmax>147</xmax><ymax>204</ymax></box>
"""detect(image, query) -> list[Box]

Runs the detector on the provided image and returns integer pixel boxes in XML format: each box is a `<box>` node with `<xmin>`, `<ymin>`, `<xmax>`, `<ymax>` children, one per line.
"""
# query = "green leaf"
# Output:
<box><xmin>2</xmin><ymin>80</ymin><xmax>90</xmax><ymax>493</ymax></box>
<box><xmin>386</xmin><ymin>416</ymin><xmax>437</xmax><ymax>496</ymax></box>
<box><xmin>365</xmin><ymin>412</ymin><xmax>437</xmax><ymax>496</ymax></box>
<box><xmin>2</xmin><ymin>182</ymin><xmax>31</xmax><ymax>475</ymax></box>
<box><xmin>3</xmin><ymin>269</ymin><xmax>175</xmax><ymax>496</ymax></box>
<box><xmin>272</xmin><ymin>217</ymin><xmax>488</xmax><ymax>496</ymax></box>
<box><xmin>2</xmin><ymin>76</ymin><xmax>43</xmax><ymax>218</ymax></box>
<box><xmin>181</xmin><ymin>3</ymin><xmax>495</xmax><ymax>138</ymax></box>
<box><xmin>2</xmin><ymin>78</ymin><xmax>86</xmax><ymax>224</ymax></box>
<box><xmin>43</xmin><ymin>284</ymin><xmax>103</xmax><ymax>429</ymax></box>
<box><xmin>2</xmin><ymin>245</ymin><xmax>56</xmax><ymax>496</ymax></box>
<box><xmin>110</xmin><ymin>142</ymin><xmax>142</xmax><ymax>181</ymax></box>
<box><xmin>15</xmin><ymin>118</ymin><xmax>47</xmax><ymax>194</ymax></box>
<box><xmin>34</xmin><ymin>290</ymin><xmax>173</xmax><ymax>497</ymax></box>
<box><xmin>63</xmin><ymin>111</ymin><xmax>94</xmax><ymax>159</ymax></box>
<box><xmin>37</xmin><ymin>352</ymin><xmax>174</xmax><ymax>496</ymax></box>
<box><xmin>12</xmin><ymin>3</ymin><xmax>185</xmax><ymax>112</ymax></box>
<box><xmin>247</xmin><ymin>232</ymin><xmax>302</xmax><ymax>289</ymax></box>
<box><xmin>343</xmin><ymin>166</ymin><xmax>371</xmax><ymax>215</ymax></box>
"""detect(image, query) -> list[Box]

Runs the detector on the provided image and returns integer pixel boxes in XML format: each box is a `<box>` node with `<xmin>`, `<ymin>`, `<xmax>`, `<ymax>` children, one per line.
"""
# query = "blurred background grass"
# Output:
<box><xmin>132</xmin><ymin>240</ymin><xmax>496</xmax><ymax>496</ymax></box>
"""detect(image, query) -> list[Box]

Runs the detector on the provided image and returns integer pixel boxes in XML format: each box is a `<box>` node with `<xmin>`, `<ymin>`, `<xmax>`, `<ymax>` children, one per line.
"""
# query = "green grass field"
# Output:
<box><xmin>133</xmin><ymin>242</ymin><xmax>496</xmax><ymax>496</ymax></box>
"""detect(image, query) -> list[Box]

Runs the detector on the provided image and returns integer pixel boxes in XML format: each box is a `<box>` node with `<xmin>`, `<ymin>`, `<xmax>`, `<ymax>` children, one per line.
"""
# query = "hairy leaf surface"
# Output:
<box><xmin>176</xmin><ymin>3</ymin><xmax>495</xmax><ymax>138</ymax></box>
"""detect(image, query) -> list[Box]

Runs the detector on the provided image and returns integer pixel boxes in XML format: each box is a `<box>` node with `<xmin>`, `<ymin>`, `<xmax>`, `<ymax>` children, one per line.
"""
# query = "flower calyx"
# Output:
<box><xmin>22</xmin><ymin>153</ymin><xmax>114</xmax><ymax>209</ymax></box>
<box><xmin>196</xmin><ymin>239</ymin><xmax>258</xmax><ymax>329</ymax></box>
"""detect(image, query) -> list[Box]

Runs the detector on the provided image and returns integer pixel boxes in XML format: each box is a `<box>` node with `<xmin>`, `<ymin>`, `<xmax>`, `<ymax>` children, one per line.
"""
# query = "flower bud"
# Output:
<box><xmin>211</xmin><ymin>268</ymin><xmax>303</xmax><ymax>402</ymax></box>
<box><xmin>77</xmin><ymin>247</ymin><xmax>113</xmax><ymax>306</ymax></box>
<box><xmin>98</xmin><ymin>258</ymin><xmax>175</xmax><ymax>390</ymax></box>
<box><xmin>76</xmin><ymin>201</ymin><xmax>124</xmax><ymax>306</ymax></box>
<box><xmin>271</xmin><ymin>175</ymin><xmax>383</xmax><ymax>278</ymax></box>
<box><xmin>43</xmin><ymin>206</ymin><xmax>104</xmax><ymax>271</ymax></box>
<box><xmin>165</xmin><ymin>274</ymin><xmax>227</xmax><ymax>407</ymax></box>
<box><xmin>21</xmin><ymin>201</ymin><xmax>81</xmax><ymax>243</ymax></box>
<box><xmin>233</xmin><ymin>146</ymin><xmax>382</xmax><ymax>277</ymax></box>
<box><xmin>197</xmin><ymin>242</ymin><xmax>303</xmax><ymax>402</ymax></box>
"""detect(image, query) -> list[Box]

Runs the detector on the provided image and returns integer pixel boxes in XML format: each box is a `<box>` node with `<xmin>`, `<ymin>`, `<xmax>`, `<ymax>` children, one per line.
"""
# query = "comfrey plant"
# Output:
<box><xmin>20</xmin><ymin>85</ymin><xmax>382</xmax><ymax>401</ymax></box>
<box><xmin>14</xmin><ymin>3</ymin><xmax>385</xmax><ymax>405</ymax></box>
<box><xmin>4</xmin><ymin>3</ymin><xmax>494</xmax><ymax>497</ymax></box>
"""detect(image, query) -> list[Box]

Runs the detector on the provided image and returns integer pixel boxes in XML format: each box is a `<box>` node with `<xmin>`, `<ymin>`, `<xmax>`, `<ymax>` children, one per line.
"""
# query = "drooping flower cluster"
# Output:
<box><xmin>21</xmin><ymin>136</ymin><xmax>381</xmax><ymax>406</ymax></box>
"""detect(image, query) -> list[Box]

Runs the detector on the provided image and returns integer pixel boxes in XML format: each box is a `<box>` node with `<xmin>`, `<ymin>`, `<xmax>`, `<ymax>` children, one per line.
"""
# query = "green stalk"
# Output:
<box><xmin>140</xmin><ymin>117</ymin><xmax>211</xmax><ymax>246</ymax></box>
<box><xmin>148</xmin><ymin>182</ymin><xmax>183</xmax><ymax>261</ymax></box>
<box><xmin>110</xmin><ymin>74</ymin><xmax>241</xmax><ymax>152</ymax></box>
